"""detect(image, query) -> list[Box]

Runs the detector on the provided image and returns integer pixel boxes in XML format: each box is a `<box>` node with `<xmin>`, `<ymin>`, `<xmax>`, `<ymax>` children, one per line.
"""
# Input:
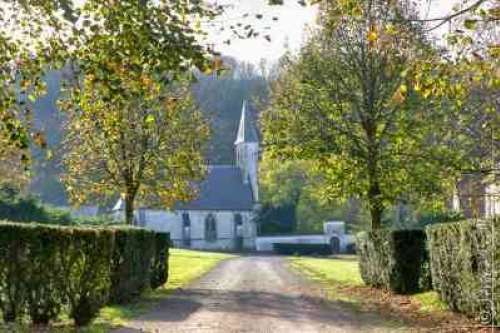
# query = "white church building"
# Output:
<box><xmin>113</xmin><ymin>101</ymin><xmax>259</xmax><ymax>251</ymax></box>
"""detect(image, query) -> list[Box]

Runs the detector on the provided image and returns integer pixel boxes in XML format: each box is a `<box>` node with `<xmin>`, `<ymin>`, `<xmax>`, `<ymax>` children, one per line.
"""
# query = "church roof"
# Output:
<box><xmin>176</xmin><ymin>165</ymin><xmax>254</xmax><ymax>211</ymax></box>
<box><xmin>234</xmin><ymin>100</ymin><xmax>258</xmax><ymax>145</ymax></box>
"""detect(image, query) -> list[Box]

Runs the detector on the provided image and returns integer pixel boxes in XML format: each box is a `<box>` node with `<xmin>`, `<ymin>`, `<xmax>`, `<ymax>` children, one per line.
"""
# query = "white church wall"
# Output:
<box><xmin>185</xmin><ymin>210</ymin><xmax>256</xmax><ymax>250</ymax></box>
<box><xmin>187</xmin><ymin>210</ymin><xmax>232</xmax><ymax>250</ymax></box>
<box><xmin>142</xmin><ymin>210</ymin><xmax>182</xmax><ymax>240</ymax></box>
<box><xmin>141</xmin><ymin>208</ymin><xmax>257</xmax><ymax>251</ymax></box>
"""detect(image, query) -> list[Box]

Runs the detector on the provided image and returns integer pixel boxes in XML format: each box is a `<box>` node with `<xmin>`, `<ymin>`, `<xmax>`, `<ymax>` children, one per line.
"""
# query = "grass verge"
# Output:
<box><xmin>290</xmin><ymin>255</ymin><xmax>362</xmax><ymax>286</ymax></box>
<box><xmin>288</xmin><ymin>255</ymin><xmax>363</xmax><ymax>307</ymax></box>
<box><xmin>288</xmin><ymin>255</ymin><xmax>476</xmax><ymax>330</ymax></box>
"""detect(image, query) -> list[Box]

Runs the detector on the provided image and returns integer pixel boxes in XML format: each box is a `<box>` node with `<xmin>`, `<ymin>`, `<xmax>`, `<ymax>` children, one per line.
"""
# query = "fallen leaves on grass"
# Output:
<box><xmin>336</xmin><ymin>285</ymin><xmax>487</xmax><ymax>332</ymax></box>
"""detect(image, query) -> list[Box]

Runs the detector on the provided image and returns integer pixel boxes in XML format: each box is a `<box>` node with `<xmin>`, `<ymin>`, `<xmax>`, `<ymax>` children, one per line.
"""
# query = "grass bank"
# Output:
<box><xmin>0</xmin><ymin>249</ymin><xmax>235</xmax><ymax>333</ymax></box>
<box><xmin>288</xmin><ymin>255</ymin><xmax>474</xmax><ymax>329</ymax></box>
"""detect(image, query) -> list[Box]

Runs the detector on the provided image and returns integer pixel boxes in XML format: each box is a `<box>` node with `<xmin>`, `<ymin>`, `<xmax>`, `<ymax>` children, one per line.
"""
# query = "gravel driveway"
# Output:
<box><xmin>114</xmin><ymin>256</ymin><xmax>402</xmax><ymax>333</ymax></box>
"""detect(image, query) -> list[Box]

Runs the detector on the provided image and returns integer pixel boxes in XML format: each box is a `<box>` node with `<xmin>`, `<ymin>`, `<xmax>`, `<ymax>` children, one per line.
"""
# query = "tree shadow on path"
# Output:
<box><xmin>115</xmin><ymin>287</ymin><xmax>402</xmax><ymax>332</ymax></box>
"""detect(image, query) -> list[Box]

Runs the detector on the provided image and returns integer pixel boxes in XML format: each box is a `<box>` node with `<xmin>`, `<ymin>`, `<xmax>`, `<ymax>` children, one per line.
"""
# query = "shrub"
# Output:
<box><xmin>357</xmin><ymin>229</ymin><xmax>430</xmax><ymax>294</ymax></box>
<box><xmin>0</xmin><ymin>223</ymin><xmax>32</xmax><ymax>322</ymax></box>
<box><xmin>61</xmin><ymin>228</ymin><xmax>114</xmax><ymax>326</ymax></box>
<box><xmin>26</xmin><ymin>226</ymin><xmax>64</xmax><ymax>324</ymax></box>
<box><xmin>273</xmin><ymin>243</ymin><xmax>332</xmax><ymax>255</ymax></box>
<box><xmin>426</xmin><ymin>218</ymin><xmax>499</xmax><ymax>325</ymax></box>
<box><xmin>109</xmin><ymin>228</ymin><xmax>156</xmax><ymax>304</ymax></box>
<box><xmin>0</xmin><ymin>221</ymin><xmax>170</xmax><ymax>326</ymax></box>
<box><xmin>150</xmin><ymin>232</ymin><xmax>170</xmax><ymax>290</ymax></box>
<box><xmin>0</xmin><ymin>188</ymin><xmax>73</xmax><ymax>225</ymax></box>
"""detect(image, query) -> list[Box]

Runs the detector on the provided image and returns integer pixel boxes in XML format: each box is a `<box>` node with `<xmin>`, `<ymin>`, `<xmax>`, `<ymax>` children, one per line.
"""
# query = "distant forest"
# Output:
<box><xmin>29</xmin><ymin>58</ymin><xmax>269</xmax><ymax>205</ymax></box>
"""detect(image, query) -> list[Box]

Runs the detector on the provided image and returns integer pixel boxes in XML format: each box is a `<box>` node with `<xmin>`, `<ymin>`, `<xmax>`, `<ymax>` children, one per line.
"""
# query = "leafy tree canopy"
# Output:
<box><xmin>54</xmin><ymin>1</ymin><xmax>219</xmax><ymax>223</ymax></box>
<box><xmin>262</xmin><ymin>0</ymin><xmax>470</xmax><ymax>229</ymax></box>
<box><xmin>62</xmin><ymin>75</ymin><xmax>210</xmax><ymax>224</ymax></box>
<box><xmin>0</xmin><ymin>0</ymin><xmax>220</xmax><ymax>187</ymax></box>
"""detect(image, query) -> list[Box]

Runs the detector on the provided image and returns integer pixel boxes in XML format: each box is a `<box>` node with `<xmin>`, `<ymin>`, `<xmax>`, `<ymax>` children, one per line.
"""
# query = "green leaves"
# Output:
<box><xmin>463</xmin><ymin>19</ymin><xmax>477</xmax><ymax>30</ymax></box>
<box><xmin>62</xmin><ymin>73</ymin><xmax>210</xmax><ymax>217</ymax></box>
<box><xmin>262</xmin><ymin>0</ymin><xmax>468</xmax><ymax>230</ymax></box>
<box><xmin>23</xmin><ymin>0</ymin><xmax>216</xmax><ymax>215</ymax></box>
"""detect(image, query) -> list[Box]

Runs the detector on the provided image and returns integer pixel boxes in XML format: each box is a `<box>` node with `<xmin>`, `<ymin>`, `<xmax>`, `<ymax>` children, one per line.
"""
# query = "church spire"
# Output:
<box><xmin>235</xmin><ymin>100</ymin><xmax>258</xmax><ymax>145</ymax></box>
<box><xmin>234</xmin><ymin>100</ymin><xmax>259</xmax><ymax>202</ymax></box>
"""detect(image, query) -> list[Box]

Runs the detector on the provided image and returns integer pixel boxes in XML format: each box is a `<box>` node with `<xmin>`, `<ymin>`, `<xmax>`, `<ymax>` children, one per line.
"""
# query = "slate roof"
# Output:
<box><xmin>175</xmin><ymin>165</ymin><xmax>255</xmax><ymax>211</ymax></box>
<box><xmin>234</xmin><ymin>100</ymin><xmax>258</xmax><ymax>144</ymax></box>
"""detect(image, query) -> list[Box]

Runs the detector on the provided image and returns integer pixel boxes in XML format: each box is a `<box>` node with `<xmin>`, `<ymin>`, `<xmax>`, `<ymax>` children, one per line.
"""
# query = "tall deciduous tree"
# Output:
<box><xmin>262</xmin><ymin>0</ymin><xmax>463</xmax><ymax>229</ymax></box>
<box><xmin>58</xmin><ymin>0</ymin><xmax>216</xmax><ymax>224</ymax></box>
<box><xmin>62</xmin><ymin>78</ymin><xmax>209</xmax><ymax>225</ymax></box>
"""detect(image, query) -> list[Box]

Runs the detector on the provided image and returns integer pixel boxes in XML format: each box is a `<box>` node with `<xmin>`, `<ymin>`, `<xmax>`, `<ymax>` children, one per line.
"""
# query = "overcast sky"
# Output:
<box><xmin>205</xmin><ymin>0</ymin><xmax>317</xmax><ymax>66</ymax></box>
<box><xmin>206</xmin><ymin>0</ymin><xmax>458</xmax><ymax>66</ymax></box>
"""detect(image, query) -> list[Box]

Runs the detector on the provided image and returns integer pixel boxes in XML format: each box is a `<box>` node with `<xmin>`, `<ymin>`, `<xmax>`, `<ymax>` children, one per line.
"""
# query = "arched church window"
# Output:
<box><xmin>234</xmin><ymin>213</ymin><xmax>243</xmax><ymax>237</ymax></box>
<box><xmin>205</xmin><ymin>214</ymin><xmax>217</xmax><ymax>242</ymax></box>
<box><xmin>182</xmin><ymin>212</ymin><xmax>191</xmax><ymax>247</ymax></box>
<box><xmin>234</xmin><ymin>213</ymin><xmax>243</xmax><ymax>225</ymax></box>
<box><xmin>182</xmin><ymin>213</ymin><xmax>191</xmax><ymax>227</ymax></box>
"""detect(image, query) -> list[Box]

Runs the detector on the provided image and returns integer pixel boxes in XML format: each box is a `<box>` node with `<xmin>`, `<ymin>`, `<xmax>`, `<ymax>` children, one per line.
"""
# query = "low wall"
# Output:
<box><xmin>256</xmin><ymin>235</ymin><xmax>327</xmax><ymax>252</ymax></box>
<box><xmin>256</xmin><ymin>234</ymin><xmax>355</xmax><ymax>253</ymax></box>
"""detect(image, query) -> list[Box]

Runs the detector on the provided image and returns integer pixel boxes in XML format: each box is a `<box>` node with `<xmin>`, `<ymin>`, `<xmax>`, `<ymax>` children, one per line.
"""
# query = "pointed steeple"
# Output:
<box><xmin>235</xmin><ymin>100</ymin><xmax>258</xmax><ymax>145</ymax></box>
<box><xmin>234</xmin><ymin>100</ymin><xmax>259</xmax><ymax>202</ymax></box>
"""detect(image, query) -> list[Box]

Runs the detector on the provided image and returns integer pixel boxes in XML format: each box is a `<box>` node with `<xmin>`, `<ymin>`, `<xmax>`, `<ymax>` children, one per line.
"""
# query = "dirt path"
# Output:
<box><xmin>114</xmin><ymin>256</ymin><xmax>404</xmax><ymax>333</ymax></box>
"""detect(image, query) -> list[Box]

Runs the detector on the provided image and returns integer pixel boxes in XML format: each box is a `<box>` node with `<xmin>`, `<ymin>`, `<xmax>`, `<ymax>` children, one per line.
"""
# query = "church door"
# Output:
<box><xmin>330</xmin><ymin>236</ymin><xmax>340</xmax><ymax>254</ymax></box>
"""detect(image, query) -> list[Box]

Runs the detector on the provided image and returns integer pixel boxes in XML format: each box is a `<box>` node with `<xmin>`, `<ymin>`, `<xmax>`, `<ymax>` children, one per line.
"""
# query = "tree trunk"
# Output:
<box><xmin>366</xmin><ymin>130</ymin><xmax>383</xmax><ymax>230</ymax></box>
<box><xmin>124</xmin><ymin>192</ymin><xmax>135</xmax><ymax>225</ymax></box>
<box><xmin>368</xmin><ymin>180</ymin><xmax>384</xmax><ymax>230</ymax></box>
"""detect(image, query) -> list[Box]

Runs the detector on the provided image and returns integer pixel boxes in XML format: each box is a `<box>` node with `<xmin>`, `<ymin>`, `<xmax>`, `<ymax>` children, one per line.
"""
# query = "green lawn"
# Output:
<box><xmin>288</xmin><ymin>255</ymin><xmax>364</xmax><ymax>306</ymax></box>
<box><xmin>290</xmin><ymin>255</ymin><xmax>363</xmax><ymax>287</ymax></box>
<box><xmin>0</xmin><ymin>249</ymin><xmax>234</xmax><ymax>333</ymax></box>
<box><xmin>165</xmin><ymin>249</ymin><xmax>236</xmax><ymax>292</ymax></box>
<box><xmin>288</xmin><ymin>255</ymin><xmax>447</xmax><ymax>314</ymax></box>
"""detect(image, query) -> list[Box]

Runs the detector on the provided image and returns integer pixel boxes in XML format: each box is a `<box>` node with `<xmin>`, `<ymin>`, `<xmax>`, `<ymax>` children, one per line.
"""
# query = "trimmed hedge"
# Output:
<box><xmin>109</xmin><ymin>228</ymin><xmax>155</xmax><ymax>304</ymax></box>
<box><xmin>62</xmin><ymin>228</ymin><xmax>114</xmax><ymax>326</ymax></box>
<box><xmin>0</xmin><ymin>221</ymin><xmax>170</xmax><ymax>326</ymax></box>
<box><xmin>150</xmin><ymin>232</ymin><xmax>170</xmax><ymax>290</ymax></box>
<box><xmin>426</xmin><ymin>218</ymin><xmax>499</xmax><ymax>325</ymax></box>
<box><xmin>357</xmin><ymin>229</ymin><xmax>431</xmax><ymax>294</ymax></box>
<box><xmin>109</xmin><ymin>228</ymin><xmax>170</xmax><ymax>303</ymax></box>
<box><xmin>273</xmin><ymin>243</ymin><xmax>332</xmax><ymax>255</ymax></box>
